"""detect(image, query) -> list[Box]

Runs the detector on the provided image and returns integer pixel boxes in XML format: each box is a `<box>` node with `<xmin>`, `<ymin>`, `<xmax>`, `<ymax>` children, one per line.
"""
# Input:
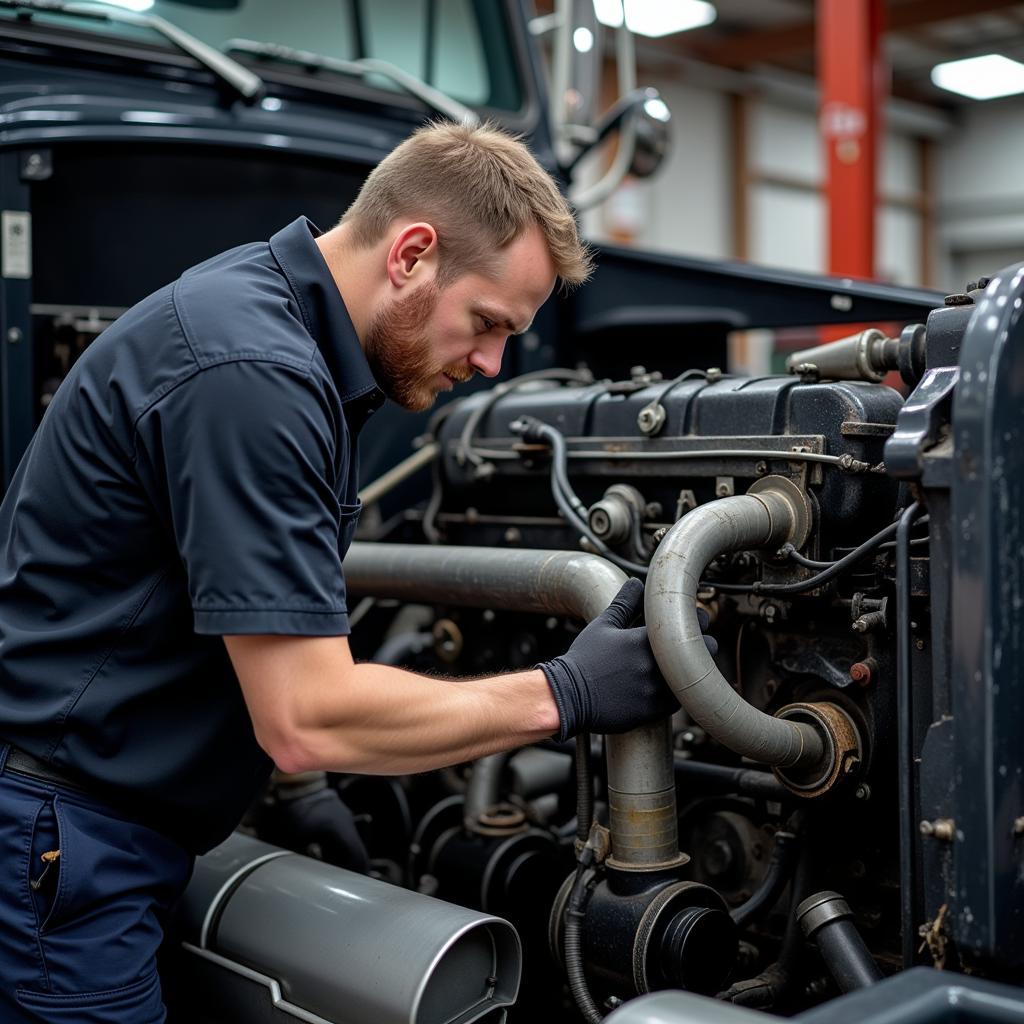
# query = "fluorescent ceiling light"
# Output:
<box><xmin>931</xmin><ymin>54</ymin><xmax>1024</xmax><ymax>100</ymax></box>
<box><xmin>593</xmin><ymin>0</ymin><xmax>624</xmax><ymax>29</ymax></box>
<box><xmin>573</xmin><ymin>26</ymin><xmax>595</xmax><ymax>53</ymax></box>
<box><xmin>595</xmin><ymin>0</ymin><xmax>716</xmax><ymax>37</ymax></box>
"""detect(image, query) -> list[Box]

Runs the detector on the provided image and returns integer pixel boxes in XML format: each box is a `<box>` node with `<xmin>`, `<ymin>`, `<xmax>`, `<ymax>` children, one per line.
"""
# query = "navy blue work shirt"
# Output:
<box><xmin>0</xmin><ymin>218</ymin><xmax>384</xmax><ymax>853</ymax></box>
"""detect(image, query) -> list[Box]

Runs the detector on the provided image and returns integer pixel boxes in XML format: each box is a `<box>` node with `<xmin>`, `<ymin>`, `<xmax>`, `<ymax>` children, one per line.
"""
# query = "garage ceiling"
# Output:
<box><xmin>661</xmin><ymin>0</ymin><xmax>1024</xmax><ymax>107</ymax></box>
<box><xmin>535</xmin><ymin>1</ymin><xmax>1024</xmax><ymax>108</ymax></box>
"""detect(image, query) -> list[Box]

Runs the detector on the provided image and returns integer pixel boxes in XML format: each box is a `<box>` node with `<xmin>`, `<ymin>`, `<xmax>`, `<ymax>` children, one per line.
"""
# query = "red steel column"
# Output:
<box><xmin>818</xmin><ymin>0</ymin><xmax>886</xmax><ymax>279</ymax></box>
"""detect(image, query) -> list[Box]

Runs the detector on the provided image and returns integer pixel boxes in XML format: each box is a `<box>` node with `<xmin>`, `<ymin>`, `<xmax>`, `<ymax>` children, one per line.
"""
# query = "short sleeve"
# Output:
<box><xmin>133</xmin><ymin>358</ymin><xmax>351</xmax><ymax>636</ymax></box>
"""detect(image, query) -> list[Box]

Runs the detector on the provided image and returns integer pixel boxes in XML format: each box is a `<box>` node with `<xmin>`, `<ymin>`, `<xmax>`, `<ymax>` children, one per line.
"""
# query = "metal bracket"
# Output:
<box><xmin>883</xmin><ymin>366</ymin><xmax>959</xmax><ymax>479</ymax></box>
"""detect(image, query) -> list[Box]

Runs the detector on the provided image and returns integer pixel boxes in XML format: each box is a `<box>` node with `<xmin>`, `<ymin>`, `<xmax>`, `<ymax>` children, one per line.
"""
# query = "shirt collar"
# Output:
<box><xmin>269</xmin><ymin>217</ymin><xmax>384</xmax><ymax>413</ymax></box>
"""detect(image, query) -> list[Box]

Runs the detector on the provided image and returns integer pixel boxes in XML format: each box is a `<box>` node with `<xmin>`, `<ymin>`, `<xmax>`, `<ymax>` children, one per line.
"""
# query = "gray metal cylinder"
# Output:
<box><xmin>645</xmin><ymin>491</ymin><xmax>824</xmax><ymax>769</ymax></box>
<box><xmin>344</xmin><ymin>542</ymin><xmax>683</xmax><ymax>868</ymax></box>
<box><xmin>785</xmin><ymin>328</ymin><xmax>892</xmax><ymax>382</ymax></box>
<box><xmin>606</xmin><ymin>720</ymin><xmax>686</xmax><ymax>870</ymax></box>
<box><xmin>175</xmin><ymin>832</ymin><xmax>521</xmax><ymax>1024</ymax></box>
<box><xmin>345</xmin><ymin>543</ymin><xmax>625</xmax><ymax>622</ymax></box>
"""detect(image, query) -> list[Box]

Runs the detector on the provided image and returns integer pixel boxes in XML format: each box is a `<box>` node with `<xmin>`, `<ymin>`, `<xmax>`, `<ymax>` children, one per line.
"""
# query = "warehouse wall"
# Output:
<box><xmin>935</xmin><ymin>99</ymin><xmax>1024</xmax><ymax>290</ymax></box>
<box><xmin>579</xmin><ymin>79</ymin><xmax>734</xmax><ymax>260</ymax></box>
<box><xmin>583</xmin><ymin>74</ymin><xmax>927</xmax><ymax>288</ymax></box>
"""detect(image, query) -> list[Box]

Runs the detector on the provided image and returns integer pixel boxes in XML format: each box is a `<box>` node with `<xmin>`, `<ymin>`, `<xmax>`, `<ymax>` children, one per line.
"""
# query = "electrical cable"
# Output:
<box><xmin>564</xmin><ymin>849</ymin><xmax>603</xmax><ymax>1024</ymax></box>
<box><xmin>781</xmin><ymin>518</ymin><xmax>930</xmax><ymax>570</ymax></box>
<box><xmin>456</xmin><ymin>368</ymin><xmax>594</xmax><ymax>471</ymax></box>
<box><xmin>634</xmin><ymin>368</ymin><xmax>709</xmax><ymax>433</ymax></box>
<box><xmin>742</xmin><ymin>518</ymin><xmax>903</xmax><ymax>595</ymax></box>
<box><xmin>511</xmin><ymin>416</ymin><xmax>650</xmax><ymax>577</ymax></box>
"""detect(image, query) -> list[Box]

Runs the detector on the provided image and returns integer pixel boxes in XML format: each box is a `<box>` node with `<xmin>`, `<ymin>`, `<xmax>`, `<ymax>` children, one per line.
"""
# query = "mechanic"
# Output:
<box><xmin>0</xmin><ymin>121</ymin><xmax>707</xmax><ymax>1023</ymax></box>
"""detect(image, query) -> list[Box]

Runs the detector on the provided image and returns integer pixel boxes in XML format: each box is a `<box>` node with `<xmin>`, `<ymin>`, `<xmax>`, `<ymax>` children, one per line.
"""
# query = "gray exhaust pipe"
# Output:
<box><xmin>174</xmin><ymin>832</ymin><xmax>521</xmax><ymax>1024</ymax></box>
<box><xmin>645</xmin><ymin>479</ymin><xmax>825</xmax><ymax>771</ymax></box>
<box><xmin>344</xmin><ymin>543</ymin><xmax>681</xmax><ymax>870</ymax></box>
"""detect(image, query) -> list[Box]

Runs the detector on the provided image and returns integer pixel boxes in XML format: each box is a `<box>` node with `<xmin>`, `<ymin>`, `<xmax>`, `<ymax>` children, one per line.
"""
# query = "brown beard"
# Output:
<box><xmin>363</xmin><ymin>282</ymin><xmax>473</xmax><ymax>412</ymax></box>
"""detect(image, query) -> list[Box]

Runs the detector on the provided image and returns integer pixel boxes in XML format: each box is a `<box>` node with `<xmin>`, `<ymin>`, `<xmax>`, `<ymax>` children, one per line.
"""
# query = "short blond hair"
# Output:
<box><xmin>341</xmin><ymin>120</ymin><xmax>593</xmax><ymax>291</ymax></box>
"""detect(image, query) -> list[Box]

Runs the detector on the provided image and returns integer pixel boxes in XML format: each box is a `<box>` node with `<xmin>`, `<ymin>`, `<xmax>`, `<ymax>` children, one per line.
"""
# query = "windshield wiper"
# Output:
<box><xmin>224</xmin><ymin>38</ymin><xmax>479</xmax><ymax>126</ymax></box>
<box><xmin>0</xmin><ymin>0</ymin><xmax>263</xmax><ymax>103</ymax></box>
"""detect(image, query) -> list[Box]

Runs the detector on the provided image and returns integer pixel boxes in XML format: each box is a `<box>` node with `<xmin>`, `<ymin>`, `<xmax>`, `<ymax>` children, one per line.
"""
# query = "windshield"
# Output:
<box><xmin>0</xmin><ymin>0</ymin><xmax>523</xmax><ymax>111</ymax></box>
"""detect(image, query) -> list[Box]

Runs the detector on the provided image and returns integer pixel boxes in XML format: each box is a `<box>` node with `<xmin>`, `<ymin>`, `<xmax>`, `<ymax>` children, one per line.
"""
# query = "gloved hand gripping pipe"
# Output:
<box><xmin>344</xmin><ymin>543</ymin><xmax>683</xmax><ymax>869</ymax></box>
<box><xmin>645</xmin><ymin>482</ymin><xmax>827</xmax><ymax>774</ymax></box>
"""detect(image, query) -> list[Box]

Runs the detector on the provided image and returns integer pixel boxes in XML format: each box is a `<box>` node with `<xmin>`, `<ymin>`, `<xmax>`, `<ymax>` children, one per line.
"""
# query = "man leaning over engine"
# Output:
<box><xmin>0</xmin><ymin>121</ymin><xmax>708</xmax><ymax>1023</ymax></box>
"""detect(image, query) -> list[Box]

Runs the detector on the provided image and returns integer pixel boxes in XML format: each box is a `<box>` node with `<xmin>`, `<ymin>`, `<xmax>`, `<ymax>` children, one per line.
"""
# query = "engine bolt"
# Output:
<box><xmin>849</xmin><ymin>659</ymin><xmax>876</xmax><ymax>686</ymax></box>
<box><xmin>755</xmin><ymin>460</ymin><xmax>768</xmax><ymax>476</ymax></box>
<box><xmin>855</xmin><ymin>783</ymin><xmax>871</xmax><ymax>801</ymax></box>
<box><xmin>1013</xmin><ymin>817</ymin><xmax>1024</xmax><ymax>836</ymax></box>
<box><xmin>919</xmin><ymin>818</ymin><xmax>955</xmax><ymax>841</ymax></box>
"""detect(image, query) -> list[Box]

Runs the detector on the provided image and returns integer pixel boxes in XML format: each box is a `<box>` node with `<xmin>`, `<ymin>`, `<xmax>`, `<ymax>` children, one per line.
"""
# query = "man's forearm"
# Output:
<box><xmin>272</xmin><ymin>661</ymin><xmax>560</xmax><ymax>775</ymax></box>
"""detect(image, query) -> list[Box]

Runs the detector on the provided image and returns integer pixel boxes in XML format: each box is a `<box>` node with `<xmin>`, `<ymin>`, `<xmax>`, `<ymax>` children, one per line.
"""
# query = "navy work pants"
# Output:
<box><xmin>0</xmin><ymin>747</ymin><xmax>193</xmax><ymax>1022</ymax></box>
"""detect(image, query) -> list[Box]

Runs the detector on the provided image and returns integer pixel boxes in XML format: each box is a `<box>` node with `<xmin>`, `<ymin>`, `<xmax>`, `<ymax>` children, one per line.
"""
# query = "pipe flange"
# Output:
<box><xmin>796</xmin><ymin>890</ymin><xmax>852</xmax><ymax>937</ymax></box>
<box><xmin>772</xmin><ymin>702</ymin><xmax>862</xmax><ymax>798</ymax></box>
<box><xmin>746</xmin><ymin>475</ymin><xmax>812</xmax><ymax>550</ymax></box>
<box><xmin>473</xmin><ymin>802</ymin><xmax>530</xmax><ymax>837</ymax></box>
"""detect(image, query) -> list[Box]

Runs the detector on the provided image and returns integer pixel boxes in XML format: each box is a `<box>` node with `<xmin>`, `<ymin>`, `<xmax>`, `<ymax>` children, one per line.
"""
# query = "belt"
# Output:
<box><xmin>5</xmin><ymin>747</ymin><xmax>90</xmax><ymax>795</ymax></box>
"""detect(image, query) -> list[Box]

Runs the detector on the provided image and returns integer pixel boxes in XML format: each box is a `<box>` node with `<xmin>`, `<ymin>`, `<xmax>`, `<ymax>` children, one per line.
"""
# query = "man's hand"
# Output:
<box><xmin>538</xmin><ymin>577</ymin><xmax>717</xmax><ymax>742</ymax></box>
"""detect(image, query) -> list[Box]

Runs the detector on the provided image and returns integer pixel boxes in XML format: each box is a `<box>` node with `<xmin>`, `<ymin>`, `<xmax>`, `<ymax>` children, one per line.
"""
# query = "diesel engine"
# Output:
<box><xmin>171</xmin><ymin>267</ymin><xmax>1024</xmax><ymax>1024</ymax></box>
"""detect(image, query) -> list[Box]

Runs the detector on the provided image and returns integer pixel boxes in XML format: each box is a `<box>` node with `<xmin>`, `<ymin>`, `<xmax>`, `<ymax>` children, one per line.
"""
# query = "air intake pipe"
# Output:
<box><xmin>646</xmin><ymin>478</ymin><xmax>857</xmax><ymax>794</ymax></box>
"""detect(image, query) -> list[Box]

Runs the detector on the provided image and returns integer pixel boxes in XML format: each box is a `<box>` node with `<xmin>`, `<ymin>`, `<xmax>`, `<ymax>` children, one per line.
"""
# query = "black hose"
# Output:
<box><xmin>731</xmin><ymin>826</ymin><xmax>802</xmax><ymax>929</ymax></box>
<box><xmin>753</xmin><ymin>520</ymin><xmax>899</xmax><ymax>594</ymax></box>
<box><xmin>673</xmin><ymin>757</ymin><xmax>790</xmax><ymax>801</ymax></box>
<box><xmin>457</xmin><ymin>368</ymin><xmax>593</xmax><ymax>470</ymax></box>
<box><xmin>511</xmin><ymin>417</ymin><xmax>650</xmax><ymax>577</ymax></box>
<box><xmin>896</xmin><ymin>500</ymin><xmax>923</xmax><ymax>968</ymax></box>
<box><xmin>782</xmin><ymin>517</ymin><xmax>930</xmax><ymax>569</ymax></box>
<box><xmin>565</xmin><ymin>849</ymin><xmax>603</xmax><ymax>1024</ymax></box>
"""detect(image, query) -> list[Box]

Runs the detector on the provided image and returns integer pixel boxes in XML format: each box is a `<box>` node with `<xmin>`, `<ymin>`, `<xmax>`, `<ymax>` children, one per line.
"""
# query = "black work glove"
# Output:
<box><xmin>539</xmin><ymin>577</ymin><xmax>718</xmax><ymax>743</ymax></box>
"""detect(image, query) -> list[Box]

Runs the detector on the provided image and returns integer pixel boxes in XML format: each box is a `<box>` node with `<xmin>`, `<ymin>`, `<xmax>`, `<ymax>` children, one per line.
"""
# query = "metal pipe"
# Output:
<box><xmin>176</xmin><ymin>832</ymin><xmax>520</xmax><ymax>1024</ymax></box>
<box><xmin>463</xmin><ymin>753</ymin><xmax>508</xmax><ymax>830</ymax></box>
<box><xmin>606</xmin><ymin>719</ymin><xmax>685</xmax><ymax>870</ymax></box>
<box><xmin>358</xmin><ymin>442</ymin><xmax>439</xmax><ymax>507</ymax></box>
<box><xmin>645</xmin><ymin>488</ymin><xmax>825</xmax><ymax>769</ymax></box>
<box><xmin>344</xmin><ymin>543</ymin><xmax>681</xmax><ymax>868</ymax></box>
<box><xmin>797</xmin><ymin>891</ymin><xmax>882</xmax><ymax>992</ymax></box>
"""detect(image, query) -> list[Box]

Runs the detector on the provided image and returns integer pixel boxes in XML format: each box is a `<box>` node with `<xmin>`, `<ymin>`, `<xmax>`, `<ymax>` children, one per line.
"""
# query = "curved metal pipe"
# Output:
<box><xmin>645</xmin><ymin>490</ymin><xmax>825</xmax><ymax>769</ymax></box>
<box><xmin>463</xmin><ymin>753</ymin><xmax>508</xmax><ymax>830</ymax></box>
<box><xmin>345</xmin><ymin>543</ymin><xmax>625</xmax><ymax>623</ymax></box>
<box><xmin>345</xmin><ymin>543</ymin><xmax>680</xmax><ymax>868</ymax></box>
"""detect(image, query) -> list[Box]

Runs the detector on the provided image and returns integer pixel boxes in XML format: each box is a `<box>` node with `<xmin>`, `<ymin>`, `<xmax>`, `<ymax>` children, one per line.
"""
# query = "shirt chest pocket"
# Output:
<box><xmin>338</xmin><ymin>501</ymin><xmax>362</xmax><ymax>556</ymax></box>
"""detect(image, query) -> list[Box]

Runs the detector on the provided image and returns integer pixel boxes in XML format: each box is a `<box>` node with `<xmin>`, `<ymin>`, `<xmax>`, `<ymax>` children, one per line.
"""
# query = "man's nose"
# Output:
<box><xmin>469</xmin><ymin>336</ymin><xmax>507</xmax><ymax>378</ymax></box>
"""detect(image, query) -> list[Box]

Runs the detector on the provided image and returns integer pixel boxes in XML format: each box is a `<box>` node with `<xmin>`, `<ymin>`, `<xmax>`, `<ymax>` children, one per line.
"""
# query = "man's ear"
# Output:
<box><xmin>386</xmin><ymin>222</ymin><xmax>439</xmax><ymax>289</ymax></box>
